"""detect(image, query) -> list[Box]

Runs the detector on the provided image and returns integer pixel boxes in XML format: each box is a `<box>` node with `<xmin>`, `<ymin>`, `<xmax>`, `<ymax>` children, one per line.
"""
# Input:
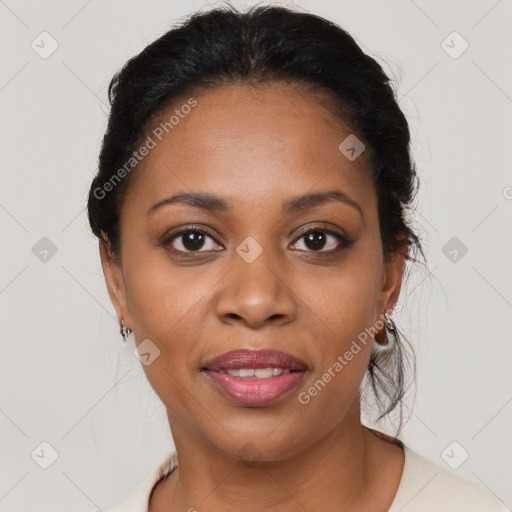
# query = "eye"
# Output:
<box><xmin>161</xmin><ymin>224</ymin><xmax>353</xmax><ymax>255</ymax></box>
<box><xmin>290</xmin><ymin>227</ymin><xmax>352</xmax><ymax>253</ymax></box>
<box><xmin>162</xmin><ymin>226</ymin><xmax>223</xmax><ymax>253</ymax></box>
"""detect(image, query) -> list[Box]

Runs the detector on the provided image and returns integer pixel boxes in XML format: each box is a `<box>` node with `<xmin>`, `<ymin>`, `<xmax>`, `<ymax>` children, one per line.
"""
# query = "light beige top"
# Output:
<box><xmin>98</xmin><ymin>445</ymin><xmax>509</xmax><ymax>511</ymax></box>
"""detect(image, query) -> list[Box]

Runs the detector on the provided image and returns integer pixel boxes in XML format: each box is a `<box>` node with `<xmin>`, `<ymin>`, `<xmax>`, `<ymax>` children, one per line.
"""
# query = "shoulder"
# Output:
<box><xmin>92</xmin><ymin>445</ymin><xmax>509</xmax><ymax>512</ymax></box>
<box><xmin>94</xmin><ymin>450</ymin><xmax>178</xmax><ymax>512</ymax></box>
<box><xmin>389</xmin><ymin>445</ymin><xmax>510</xmax><ymax>512</ymax></box>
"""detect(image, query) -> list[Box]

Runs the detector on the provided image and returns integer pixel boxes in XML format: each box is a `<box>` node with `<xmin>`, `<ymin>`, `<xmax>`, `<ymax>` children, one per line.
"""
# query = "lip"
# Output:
<box><xmin>202</xmin><ymin>349</ymin><xmax>307</xmax><ymax>406</ymax></box>
<box><xmin>203</xmin><ymin>348</ymin><xmax>308</xmax><ymax>372</ymax></box>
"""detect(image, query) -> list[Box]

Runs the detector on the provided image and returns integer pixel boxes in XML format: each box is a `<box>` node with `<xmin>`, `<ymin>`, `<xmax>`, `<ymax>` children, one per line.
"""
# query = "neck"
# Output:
<box><xmin>149</xmin><ymin>407</ymin><xmax>403</xmax><ymax>512</ymax></box>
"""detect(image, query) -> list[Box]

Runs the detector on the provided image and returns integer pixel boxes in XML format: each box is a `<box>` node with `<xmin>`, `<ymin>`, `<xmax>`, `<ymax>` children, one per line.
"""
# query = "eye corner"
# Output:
<box><xmin>290</xmin><ymin>225</ymin><xmax>354</xmax><ymax>254</ymax></box>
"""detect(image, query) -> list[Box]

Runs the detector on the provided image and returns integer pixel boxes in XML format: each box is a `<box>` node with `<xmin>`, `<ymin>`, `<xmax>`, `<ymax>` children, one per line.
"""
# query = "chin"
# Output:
<box><xmin>199</xmin><ymin>413</ymin><xmax>313</xmax><ymax>464</ymax></box>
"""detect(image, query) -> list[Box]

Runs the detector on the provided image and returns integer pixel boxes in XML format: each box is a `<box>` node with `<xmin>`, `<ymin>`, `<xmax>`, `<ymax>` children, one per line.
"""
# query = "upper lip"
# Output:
<box><xmin>202</xmin><ymin>349</ymin><xmax>308</xmax><ymax>372</ymax></box>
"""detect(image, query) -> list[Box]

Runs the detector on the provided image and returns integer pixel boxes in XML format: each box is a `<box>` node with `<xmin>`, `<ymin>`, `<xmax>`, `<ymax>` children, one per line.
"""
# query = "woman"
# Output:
<box><xmin>87</xmin><ymin>4</ymin><xmax>507</xmax><ymax>511</ymax></box>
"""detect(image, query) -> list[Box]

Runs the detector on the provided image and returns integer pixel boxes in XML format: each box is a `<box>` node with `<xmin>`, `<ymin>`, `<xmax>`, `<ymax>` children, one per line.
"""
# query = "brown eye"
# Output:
<box><xmin>163</xmin><ymin>228</ymin><xmax>223</xmax><ymax>253</ymax></box>
<box><xmin>291</xmin><ymin>228</ymin><xmax>351</xmax><ymax>253</ymax></box>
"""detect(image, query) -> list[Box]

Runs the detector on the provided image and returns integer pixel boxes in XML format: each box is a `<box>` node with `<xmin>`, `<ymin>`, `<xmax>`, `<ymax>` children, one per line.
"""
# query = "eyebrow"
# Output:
<box><xmin>147</xmin><ymin>189</ymin><xmax>364</xmax><ymax>223</ymax></box>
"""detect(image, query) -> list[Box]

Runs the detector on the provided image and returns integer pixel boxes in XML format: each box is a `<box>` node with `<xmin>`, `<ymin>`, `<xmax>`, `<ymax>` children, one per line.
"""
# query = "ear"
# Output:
<box><xmin>99</xmin><ymin>236</ymin><xmax>131</xmax><ymax>329</ymax></box>
<box><xmin>378</xmin><ymin>240</ymin><xmax>408</xmax><ymax>315</ymax></box>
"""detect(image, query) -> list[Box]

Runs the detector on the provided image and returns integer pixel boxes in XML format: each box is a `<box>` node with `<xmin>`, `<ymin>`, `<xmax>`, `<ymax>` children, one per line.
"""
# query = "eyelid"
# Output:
<box><xmin>290</xmin><ymin>225</ymin><xmax>351</xmax><ymax>252</ymax></box>
<box><xmin>292</xmin><ymin>222</ymin><xmax>347</xmax><ymax>240</ymax></box>
<box><xmin>159</xmin><ymin>224</ymin><xmax>221</xmax><ymax>245</ymax></box>
<box><xmin>160</xmin><ymin>222</ymin><xmax>353</xmax><ymax>255</ymax></box>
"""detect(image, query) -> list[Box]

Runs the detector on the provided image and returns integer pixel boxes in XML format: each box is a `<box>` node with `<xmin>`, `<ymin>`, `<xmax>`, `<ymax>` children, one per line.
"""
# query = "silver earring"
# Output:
<box><xmin>120</xmin><ymin>319</ymin><xmax>132</xmax><ymax>342</ymax></box>
<box><xmin>373</xmin><ymin>312</ymin><xmax>398</xmax><ymax>352</ymax></box>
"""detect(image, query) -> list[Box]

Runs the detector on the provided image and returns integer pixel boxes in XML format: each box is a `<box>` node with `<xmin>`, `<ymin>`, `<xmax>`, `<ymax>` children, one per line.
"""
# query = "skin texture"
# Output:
<box><xmin>100</xmin><ymin>82</ymin><xmax>407</xmax><ymax>511</ymax></box>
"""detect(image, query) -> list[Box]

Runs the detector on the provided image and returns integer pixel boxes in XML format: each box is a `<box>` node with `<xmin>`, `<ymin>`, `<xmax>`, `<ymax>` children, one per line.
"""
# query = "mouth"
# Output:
<box><xmin>201</xmin><ymin>349</ymin><xmax>307</xmax><ymax>406</ymax></box>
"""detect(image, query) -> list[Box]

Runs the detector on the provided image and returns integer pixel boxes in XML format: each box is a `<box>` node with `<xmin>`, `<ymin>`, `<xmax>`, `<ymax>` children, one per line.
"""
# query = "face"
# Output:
<box><xmin>100</xmin><ymin>82</ymin><xmax>405</xmax><ymax>462</ymax></box>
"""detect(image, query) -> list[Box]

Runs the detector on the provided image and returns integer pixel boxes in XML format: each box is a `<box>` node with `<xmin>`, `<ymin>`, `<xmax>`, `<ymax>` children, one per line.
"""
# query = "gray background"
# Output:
<box><xmin>1</xmin><ymin>0</ymin><xmax>511</xmax><ymax>510</ymax></box>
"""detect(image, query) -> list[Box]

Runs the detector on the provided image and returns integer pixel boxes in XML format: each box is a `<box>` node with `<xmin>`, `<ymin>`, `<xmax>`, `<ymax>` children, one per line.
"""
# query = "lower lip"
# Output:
<box><xmin>203</xmin><ymin>370</ymin><xmax>305</xmax><ymax>406</ymax></box>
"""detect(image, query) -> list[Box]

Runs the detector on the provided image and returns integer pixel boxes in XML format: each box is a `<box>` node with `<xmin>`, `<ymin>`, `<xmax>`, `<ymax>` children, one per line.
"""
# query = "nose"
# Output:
<box><xmin>215</xmin><ymin>250</ymin><xmax>297</xmax><ymax>329</ymax></box>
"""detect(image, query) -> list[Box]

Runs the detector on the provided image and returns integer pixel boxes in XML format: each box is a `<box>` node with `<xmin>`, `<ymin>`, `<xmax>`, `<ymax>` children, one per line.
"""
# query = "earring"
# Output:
<box><xmin>120</xmin><ymin>319</ymin><xmax>132</xmax><ymax>343</ymax></box>
<box><xmin>373</xmin><ymin>312</ymin><xmax>398</xmax><ymax>352</ymax></box>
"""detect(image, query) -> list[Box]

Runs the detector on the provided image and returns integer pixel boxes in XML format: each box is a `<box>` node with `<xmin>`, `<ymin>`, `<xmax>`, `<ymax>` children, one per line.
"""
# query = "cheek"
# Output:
<box><xmin>120</xmin><ymin>250</ymin><xmax>210</xmax><ymax>414</ymax></box>
<box><xmin>296</xmin><ymin>282</ymin><xmax>376</xmax><ymax>428</ymax></box>
<box><xmin>121</xmin><ymin>242</ymin><xmax>210</xmax><ymax>335</ymax></box>
<box><xmin>300</xmin><ymin>240</ymin><xmax>383</xmax><ymax>344</ymax></box>
<box><xmin>120</xmin><ymin>245</ymin><xmax>225</xmax><ymax>387</ymax></box>
<box><xmin>295</xmin><ymin>242</ymin><xmax>382</xmax><ymax>401</ymax></box>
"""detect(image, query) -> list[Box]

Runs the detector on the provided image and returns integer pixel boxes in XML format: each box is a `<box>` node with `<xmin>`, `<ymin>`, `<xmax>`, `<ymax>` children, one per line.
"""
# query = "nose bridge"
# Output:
<box><xmin>216</xmin><ymin>235</ymin><xmax>296</xmax><ymax>327</ymax></box>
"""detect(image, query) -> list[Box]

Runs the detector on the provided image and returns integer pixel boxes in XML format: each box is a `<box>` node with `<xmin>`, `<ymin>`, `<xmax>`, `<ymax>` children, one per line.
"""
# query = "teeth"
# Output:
<box><xmin>224</xmin><ymin>367</ymin><xmax>291</xmax><ymax>379</ymax></box>
<box><xmin>255</xmin><ymin>368</ymin><xmax>273</xmax><ymax>378</ymax></box>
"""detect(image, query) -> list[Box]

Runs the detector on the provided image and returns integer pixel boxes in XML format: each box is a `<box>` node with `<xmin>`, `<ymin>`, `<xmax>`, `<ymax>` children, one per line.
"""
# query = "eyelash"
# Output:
<box><xmin>160</xmin><ymin>224</ymin><xmax>354</xmax><ymax>255</ymax></box>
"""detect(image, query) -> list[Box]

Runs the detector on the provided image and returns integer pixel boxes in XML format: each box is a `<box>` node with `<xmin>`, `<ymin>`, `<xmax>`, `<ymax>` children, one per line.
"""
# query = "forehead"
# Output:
<box><xmin>124</xmin><ymin>82</ymin><xmax>375</xmax><ymax>216</ymax></box>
